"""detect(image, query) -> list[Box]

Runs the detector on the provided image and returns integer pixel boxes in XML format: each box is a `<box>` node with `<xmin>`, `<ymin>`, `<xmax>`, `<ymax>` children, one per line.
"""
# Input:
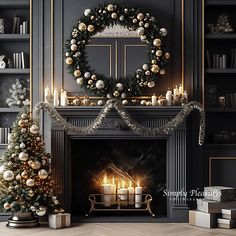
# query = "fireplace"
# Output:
<box><xmin>51</xmin><ymin>106</ymin><xmax>188</xmax><ymax>222</ymax></box>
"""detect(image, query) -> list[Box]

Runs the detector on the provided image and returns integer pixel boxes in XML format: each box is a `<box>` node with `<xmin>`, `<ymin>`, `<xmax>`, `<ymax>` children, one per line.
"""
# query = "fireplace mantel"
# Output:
<box><xmin>51</xmin><ymin>106</ymin><xmax>188</xmax><ymax>222</ymax></box>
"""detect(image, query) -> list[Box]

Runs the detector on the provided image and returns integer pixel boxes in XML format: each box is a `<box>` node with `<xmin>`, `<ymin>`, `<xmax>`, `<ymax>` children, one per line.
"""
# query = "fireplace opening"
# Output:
<box><xmin>70</xmin><ymin>139</ymin><xmax>166</xmax><ymax>218</ymax></box>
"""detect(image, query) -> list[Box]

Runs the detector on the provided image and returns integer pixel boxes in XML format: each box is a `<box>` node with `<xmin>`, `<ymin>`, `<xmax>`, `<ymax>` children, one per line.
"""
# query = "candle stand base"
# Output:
<box><xmin>87</xmin><ymin>193</ymin><xmax>155</xmax><ymax>217</ymax></box>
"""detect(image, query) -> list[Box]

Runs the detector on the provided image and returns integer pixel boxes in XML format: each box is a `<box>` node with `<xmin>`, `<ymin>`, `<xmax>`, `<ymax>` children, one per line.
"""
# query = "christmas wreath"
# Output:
<box><xmin>65</xmin><ymin>3</ymin><xmax>170</xmax><ymax>98</ymax></box>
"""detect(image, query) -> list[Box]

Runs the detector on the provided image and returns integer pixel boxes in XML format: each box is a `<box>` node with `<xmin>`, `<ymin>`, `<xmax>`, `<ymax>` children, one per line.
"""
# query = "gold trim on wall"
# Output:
<box><xmin>202</xmin><ymin>0</ymin><xmax>205</xmax><ymax>105</ymax></box>
<box><xmin>87</xmin><ymin>45</ymin><xmax>112</xmax><ymax>77</ymax></box>
<box><xmin>209</xmin><ymin>157</ymin><xmax>236</xmax><ymax>186</ymax></box>
<box><xmin>51</xmin><ymin>0</ymin><xmax>54</xmax><ymax>94</ymax></box>
<box><xmin>30</xmin><ymin>0</ymin><xmax>32</xmax><ymax>112</ymax></box>
<box><xmin>124</xmin><ymin>44</ymin><xmax>146</xmax><ymax>77</ymax></box>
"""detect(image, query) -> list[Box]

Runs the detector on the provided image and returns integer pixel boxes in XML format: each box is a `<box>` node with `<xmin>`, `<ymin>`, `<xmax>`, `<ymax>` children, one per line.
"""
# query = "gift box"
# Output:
<box><xmin>204</xmin><ymin>186</ymin><xmax>236</xmax><ymax>202</ymax></box>
<box><xmin>48</xmin><ymin>213</ymin><xmax>71</xmax><ymax>229</ymax></box>
<box><xmin>217</xmin><ymin>218</ymin><xmax>236</xmax><ymax>229</ymax></box>
<box><xmin>189</xmin><ymin>210</ymin><xmax>218</xmax><ymax>228</ymax></box>
<box><xmin>222</xmin><ymin>208</ymin><xmax>236</xmax><ymax>220</ymax></box>
<box><xmin>197</xmin><ymin>199</ymin><xmax>236</xmax><ymax>213</ymax></box>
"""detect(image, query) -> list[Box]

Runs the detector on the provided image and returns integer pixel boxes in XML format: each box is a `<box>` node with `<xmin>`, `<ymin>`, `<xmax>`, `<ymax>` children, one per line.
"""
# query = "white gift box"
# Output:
<box><xmin>218</xmin><ymin>218</ymin><xmax>236</xmax><ymax>229</ymax></box>
<box><xmin>189</xmin><ymin>210</ymin><xmax>218</xmax><ymax>228</ymax></box>
<box><xmin>222</xmin><ymin>208</ymin><xmax>236</xmax><ymax>220</ymax></box>
<box><xmin>48</xmin><ymin>213</ymin><xmax>71</xmax><ymax>229</ymax></box>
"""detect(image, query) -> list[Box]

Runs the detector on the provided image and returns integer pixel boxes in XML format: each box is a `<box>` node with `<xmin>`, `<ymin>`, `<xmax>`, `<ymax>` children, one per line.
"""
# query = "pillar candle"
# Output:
<box><xmin>128</xmin><ymin>181</ymin><xmax>135</xmax><ymax>205</ymax></box>
<box><xmin>53</xmin><ymin>88</ymin><xmax>59</xmax><ymax>106</ymax></box>
<box><xmin>118</xmin><ymin>180</ymin><xmax>128</xmax><ymax>201</ymax></box>
<box><xmin>111</xmin><ymin>176</ymin><xmax>116</xmax><ymax>203</ymax></box>
<box><xmin>151</xmin><ymin>94</ymin><xmax>157</xmax><ymax>106</ymax></box>
<box><xmin>166</xmin><ymin>89</ymin><xmax>172</xmax><ymax>106</ymax></box>
<box><xmin>135</xmin><ymin>181</ymin><xmax>142</xmax><ymax>208</ymax></box>
<box><xmin>179</xmin><ymin>85</ymin><xmax>183</xmax><ymax>96</ymax></box>
<box><xmin>60</xmin><ymin>89</ymin><xmax>64</xmax><ymax>106</ymax></box>
<box><xmin>174</xmin><ymin>86</ymin><xmax>179</xmax><ymax>98</ymax></box>
<box><xmin>101</xmin><ymin>175</ymin><xmax>113</xmax><ymax>207</ymax></box>
<box><xmin>44</xmin><ymin>86</ymin><xmax>50</xmax><ymax>103</ymax></box>
<box><xmin>61</xmin><ymin>90</ymin><xmax>68</xmax><ymax>106</ymax></box>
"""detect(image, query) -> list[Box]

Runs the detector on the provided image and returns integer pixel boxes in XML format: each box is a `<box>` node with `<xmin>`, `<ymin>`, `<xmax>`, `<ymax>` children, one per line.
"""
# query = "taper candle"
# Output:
<box><xmin>151</xmin><ymin>94</ymin><xmax>157</xmax><ymax>106</ymax></box>
<box><xmin>53</xmin><ymin>88</ymin><xmax>59</xmax><ymax>106</ymax></box>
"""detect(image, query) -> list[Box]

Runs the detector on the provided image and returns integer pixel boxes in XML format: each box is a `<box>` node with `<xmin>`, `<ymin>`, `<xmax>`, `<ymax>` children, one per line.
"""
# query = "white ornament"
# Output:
<box><xmin>107</xmin><ymin>4</ymin><xmax>114</xmax><ymax>12</ymax></box>
<box><xmin>36</xmin><ymin>207</ymin><xmax>47</xmax><ymax>216</ymax></box>
<box><xmin>70</xmin><ymin>39</ymin><xmax>76</xmax><ymax>44</ymax></box>
<box><xmin>30</xmin><ymin>124</ymin><xmax>39</xmax><ymax>134</ymax></box>
<box><xmin>20</xmin><ymin>143</ymin><xmax>25</xmax><ymax>149</ymax></box>
<box><xmin>97</xmin><ymin>100</ymin><xmax>104</xmax><ymax>106</ymax></box>
<box><xmin>137</xmin><ymin>27</ymin><xmax>145</xmax><ymax>35</ymax></box>
<box><xmin>116</xmin><ymin>83</ymin><xmax>124</xmax><ymax>92</ymax></box>
<box><xmin>121</xmin><ymin>92</ymin><xmax>126</xmax><ymax>99</ymax></box>
<box><xmin>107</xmin><ymin>94</ymin><xmax>112</xmax><ymax>99</ymax></box>
<box><xmin>160</xmin><ymin>28</ymin><xmax>167</xmax><ymax>36</ymax></box>
<box><xmin>26</xmin><ymin>178</ymin><xmax>34</xmax><ymax>187</ymax></box>
<box><xmin>70</xmin><ymin>44</ymin><xmax>77</xmax><ymax>51</ymax></box>
<box><xmin>84</xmin><ymin>9</ymin><xmax>91</xmax><ymax>16</ymax></box>
<box><xmin>111</xmin><ymin>12</ymin><xmax>117</xmax><ymax>19</ymax></box>
<box><xmin>137</xmin><ymin>13</ymin><xmax>144</xmax><ymax>20</ymax></box>
<box><xmin>84</xmin><ymin>72</ymin><xmax>91</xmax><ymax>78</ymax></box>
<box><xmin>147</xmin><ymin>81</ymin><xmax>156</xmax><ymax>88</ymax></box>
<box><xmin>19</xmin><ymin>152</ymin><xmax>28</xmax><ymax>161</ymax></box>
<box><xmin>21</xmin><ymin>113</ymin><xmax>28</xmax><ymax>119</ymax></box>
<box><xmin>31</xmin><ymin>161</ymin><xmax>41</xmax><ymax>170</ymax></box>
<box><xmin>142</xmin><ymin>64</ymin><xmax>149</xmax><ymax>70</ymax></box>
<box><xmin>3</xmin><ymin>170</ymin><xmax>14</xmax><ymax>181</ymax></box>
<box><xmin>4</xmin><ymin>203</ymin><xmax>10</xmax><ymax>210</ymax></box>
<box><xmin>38</xmin><ymin>169</ymin><xmax>48</xmax><ymax>180</ymax></box>
<box><xmin>77</xmin><ymin>77</ymin><xmax>83</xmax><ymax>85</ymax></box>
<box><xmin>122</xmin><ymin>100</ymin><xmax>128</xmax><ymax>105</ymax></box>
<box><xmin>140</xmin><ymin>100</ymin><xmax>147</xmax><ymax>106</ymax></box>
<box><xmin>140</xmin><ymin>35</ymin><xmax>147</xmax><ymax>42</ymax></box>
<box><xmin>95</xmin><ymin>80</ymin><xmax>105</xmax><ymax>90</ymax></box>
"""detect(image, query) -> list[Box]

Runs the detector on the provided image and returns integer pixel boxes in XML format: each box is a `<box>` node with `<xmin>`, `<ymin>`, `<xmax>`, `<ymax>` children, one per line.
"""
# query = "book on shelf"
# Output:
<box><xmin>13</xmin><ymin>52</ymin><xmax>26</xmax><ymax>69</ymax></box>
<box><xmin>12</xmin><ymin>16</ymin><xmax>28</xmax><ymax>34</ymax></box>
<box><xmin>0</xmin><ymin>128</ymin><xmax>10</xmax><ymax>144</ymax></box>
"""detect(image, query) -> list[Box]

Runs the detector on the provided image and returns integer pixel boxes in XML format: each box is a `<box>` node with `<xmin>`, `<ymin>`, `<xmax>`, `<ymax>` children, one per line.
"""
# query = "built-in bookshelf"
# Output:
<box><xmin>0</xmin><ymin>0</ymin><xmax>30</xmax><ymax>149</ymax></box>
<box><xmin>204</xmin><ymin>0</ymin><xmax>236</xmax><ymax>144</ymax></box>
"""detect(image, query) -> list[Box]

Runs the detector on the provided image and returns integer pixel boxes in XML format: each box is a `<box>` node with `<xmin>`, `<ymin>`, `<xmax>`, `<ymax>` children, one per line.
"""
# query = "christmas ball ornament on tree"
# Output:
<box><xmin>95</xmin><ymin>80</ymin><xmax>105</xmax><ymax>90</ymax></box>
<box><xmin>28</xmin><ymin>190</ymin><xmax>34</xmax><ymax>197</ymax></box>
<box><xmin>38</xmin><ymin>169</ymin><xmax>48</xmax><ymax>180</ymax></box>
<box><xmin>0</xmin><ymin>165</ymin><xmax>7</xmax><ymax>174</ymax></box>
<box><xmin>142</xmin><ymin>64</ymin><xmax>149</xmax><ymax>70</ymax></box>
<box><xmin>160</xmin><ymin>28</ymin><xmax>167</xmax><ymax>36</ymax></box>
<box><xmin>116</xmin><ymin>83</ymin><xmax>124</xmax><ymax>92</ymax></box>
<box><xmin>121</xmin><ymin>92</ymin><xmax>127</xmax><ymax>99</ymax></box>
<box><xmin>30</xmin><ymin>206</ymin><xmax>36</xmax><ymax>212</ymax></box>
<box><xmin>21</xmin><ymin>170</ymin><xmax>28</xmax><ymax>179</ymax></box>
<box><xmin>30</xmin><ymin>124</ymin><xmax>39</xmax><ymax>134</ymax></box>
<box><xmin>18</xmin><ymin>120</ymin><xmax>25</xmax><ymax>127</ymax></box>
<box><xmin>137</xmin><ymin>13</ymin><xmax>144</xmax><ymax>20</ymax></box>
<box><xmin>160</xmin><ymin>68</ymin><xmax>166</xmax><ymax>75</ymax></box>
<box><xmin>36</xmin><ymin>207</ymin><xmax>47</xmax><ymax>216</ymax></box>
<box><xmin>156</xmin><ymin>50</ymin><xmax>163</xmax><ymax>57</ymax></box>
<box><xmin>151</xmin><ymin>64</ymin><xmax>159</xmax><ymax>73</ymax></box>
<box><xmin>19</xmin><ymin>152</ymin><xmax>28</xmax><ymax>161</ymax></box>
<box><xmin>4</xmin><ymin>202</ymin><xmax>10</xmax><ymax>210</ymax></box>
<box><xmin>84</xmin><ymin>9</ymin><xmax>91</xmax><ymax>16</ymax></box>
<box><xmin>3</xmin><ymin>170</ymin><xmax>14</xmax><ymax>181</ymax></box>
<box><xmin>153</xmin><ymin>38</ymin><xmax>162</xmax><ymax>47</ymax></box>
<box><xmin>20</xmin><ymin>142</ymin><xmax>26</xmax><ymax>149</ymax></box>
<box><xmin>165</xmin><ymin>52</ymin><xmax>171</xmax><ymax>60</ymax></box>
<box><xmin>77</xmin><ymin>77</ymin><xmax>83</xmax><ymax>85</ymax></box>
<box><xmin>111</xmin><ymin>12</ymin><xmax>117</xmax><ymax>19</ymax></box>
<box><xmin>137</xmin><ymin>27</ymin><xmax>144</xmax><ymax>35</ymax></box>
<box><xmin>78</xmin><ymin>22</ymin><xmax>87</xmax><ymax>31</ymax></box>
<box><xmin>73</xmin><ymin>69</ymin><xmax>81</xmax><ymax>77</ymax></box>
<box><xmin>21</xmin><ymin>113</ymin><xmax>28</xmax><ymax>119</ymax></box>
<box><xmin>87</xmin><ymin>25</ymin><xmax>94</xmax><ymax>32</ymax></box>
<box><xmin>31</xmin><ymin>161</ymin><xmax>41</xmax><ymax>170</ymax></box>
<box><xmin>113</xmin><ymin>91</ymin><xmax>120</xmax><ymax>97</ymax></box>
<box><xmin>122</xmin><ymin>100</ymin><xmax>128</xmax><ymax>105</ymax></box>
<box><xmin>65</xmin><ymin>57</ymin><xmax>73</xmax><ymax>65</ymax></box>
<box><xmin>21</xmin><ymin>128</ymin><xmax>27</xmax><ymax>133</ymax></box>
<box><xmin>107</xmin><ymin>4</ymin><xmax>114</xmax><ymax>12</ymax></box>
<box><xmin>70</xmin><ymin>39</ymin><xmax>76</xmax><ymax>44</ymax></box>
<box><xmin>16</xmin><ymin>174</ymin><xmax>21</xmax><ymax>181</ymax></box>
<box><xmin>148</xmin><ymin>81</ymin><xmax>155</xmax><ymax>88</ymax></box>
<box><xmin>70</xmin><ymin>44</ymin><xmax>77</xmax><ymax>51</ymax></box>
<box><xmin>26</xmin><ymin>179</ymin><xmax>34</xmax><ymax>187</ymax></box>
<box><xmin>97</xmin><ymin>100</ymin><xmax>104</xmax><ymax>106</ymax></box>
<box><xmin>84</xmin><ymin>72</ymin><xmax>91</xmax><ymax>78</ymax></box>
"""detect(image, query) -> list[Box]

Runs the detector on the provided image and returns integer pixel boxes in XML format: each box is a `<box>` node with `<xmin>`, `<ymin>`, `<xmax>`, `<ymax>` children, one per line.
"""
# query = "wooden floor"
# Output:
<box><xmin>0</xmin><ymin>222</ymin><xmax>236</xmax><ymax>236</ymax></box>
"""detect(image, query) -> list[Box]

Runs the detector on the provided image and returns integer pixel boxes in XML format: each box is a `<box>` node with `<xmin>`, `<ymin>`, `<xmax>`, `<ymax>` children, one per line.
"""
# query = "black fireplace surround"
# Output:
<box><xmin>51</xmin><ymin>106</ymin><xmax>188</xmax><ymax>222</ymax></box>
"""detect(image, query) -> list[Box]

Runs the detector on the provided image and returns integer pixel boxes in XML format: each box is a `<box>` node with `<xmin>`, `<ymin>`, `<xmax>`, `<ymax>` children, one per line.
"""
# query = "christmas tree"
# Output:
<box><xmin>0</xmin><ymin>107</ymin><xmax>59</xmax><ymax>216</ymax></box>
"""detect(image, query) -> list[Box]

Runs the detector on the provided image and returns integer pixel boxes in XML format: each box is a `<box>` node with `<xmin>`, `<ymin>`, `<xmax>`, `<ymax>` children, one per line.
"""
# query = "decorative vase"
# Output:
<box><xmin>7</xmin><ymin>211</ymin><xmax>39</xmax><ymax>228</ymax></box>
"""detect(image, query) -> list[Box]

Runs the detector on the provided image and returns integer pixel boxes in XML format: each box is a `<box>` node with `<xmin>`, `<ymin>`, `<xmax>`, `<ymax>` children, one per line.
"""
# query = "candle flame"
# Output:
<box><xmin>122</xmin><ymin>180</ymin><xmax>125</xmax><ymax>188</ymax></box>
<box><xmin>129</xmin><ymin>180</ymin><xmax>132</xmax><ymax>188</ymax></box>
<box><xmin>112</xmin><ymin>176</ymin><xmax>115</xmax><ymax>185</ymax></box>
<box><xmin>103</xmin><ymin>175</ymin><xmax>107</xmax><ymax>184</ymax></box>
<box><xmin>118</xmin><ymin>181</ymin><xmax>120</xmax><ymax>189</ymax></box>
<box><xmin>137</xmin><ymin>180</ymin><xmax>140</xmax><ymax>187</ymax></box>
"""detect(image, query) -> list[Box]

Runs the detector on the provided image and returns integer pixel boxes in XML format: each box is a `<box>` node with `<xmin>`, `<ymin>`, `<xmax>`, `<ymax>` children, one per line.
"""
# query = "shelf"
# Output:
<box><xmin>205</xmin><ymin>68</ymin><xmax>236</xmax><ymax>74</ymax></box>
<box><xmin>206</xmin><ymin>108</ymin><xmax>236</xmax><ymax>113</ymax></box>
<box><xmin>0</xmin><ymin>0</ymin><xmax>29</xmax><ymax>8</ymax></box>
<box><xmin>0</xmin><ymin>69</ymin><xmax>30</xmax><ymax>75</ymax></box>
<box><xmin>0</xmin><ymin>143</ymin><xmax>7</xmax><ymax>149</ymax></box>
<box><xmin>0</xmin><ymin>107</ymin><xmax>20</xmax><ymax>112</ymax></box>
<box><xmin>206</xmin><ymin>0</ymin><xmax>236</xmax><ymax>6</ymax></box>
<box><xmin>0</xmin><ymin>34</ymin><xmax>30</xmax><ymax>41</ymax></box>
<box><xmin>205</xmin><ymin>34</ymin><xmax>236</xmax><ymax>40</ymax></box>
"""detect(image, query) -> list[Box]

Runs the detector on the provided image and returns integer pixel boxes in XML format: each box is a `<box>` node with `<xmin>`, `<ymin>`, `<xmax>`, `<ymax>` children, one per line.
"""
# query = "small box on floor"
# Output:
<box><xmin>217</xmin><ymin>218</ymin><xmax>236</xmax><ymax>229</ymax></box>
<box><xmin>197</xmin><ymin>199</ymin><xmax>236</xmax><ymax>213</ymax></box>
<box><xmin>222</xmin><ymin>208</ymin><xmax>236</xmax><ymax>220</ymax></box>
<box><xmin>48</xmin><ymin>213</ymin><xmax>71</xmax><ymax>229</ymax></box>
<box><xmin>204</xmin><ymin>186</ymin><xmax>236</xmax><ymax>202</ymax></box>
<box><xmin>189</xmin><ymin>210</ymin><xmax>218</xmax><ymax>228</ymax></box>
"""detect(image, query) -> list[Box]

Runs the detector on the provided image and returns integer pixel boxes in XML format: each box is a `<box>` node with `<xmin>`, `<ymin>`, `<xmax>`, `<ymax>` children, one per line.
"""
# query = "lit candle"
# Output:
<box><xmin>179</xmin><ymin>84</ymin><xmax>183</xmax><ymax>96</ymax></box>
<box><xmin>128</xmin><ymin>180</ymin><xmax>135</xmax><ymax>205</ymax></box>
<box><xmin>53</xmin><ymin>88</ymin><xmax>59</xmax><ymax>106</ymax></box>
<box><xmin>44</xmin><ymin>86</ymin><xmax>50</xmax><ymax>103</ymax></box>
<box><xmin>166</xmin><ymin>89</ymin><xmax>172</xmax><ymax>106</ymax></box>
<box><xmin>61</xmin><ymin>90</ymin><xmax>68</xmax><ymax>106</ymax></box>
<box><xmin>111</xmin><ymin>176</ymin><xmax>116</xmax><ymax>203</ymax></box>
<box><xmin>151</xmin><ymin>94</ymin><xmax>157</xmax><ymax>106</ymax></box>
<box><xmin>118</xmin><ymin>180</ymin><xmax>128</xmax><ymax>201</ymax></box>
<box><xmin>60</xmin><ymin>89</ymin><xmax>64</xmax><ymax>106</ymax></box>
<box><xmin>135</xmin><ymin>180</ymin><xmax>143</xmax><ymax>208</ymax></box>
<box><xmin>173</xmin><ymin>86</ymin><xmax>179</xmax><ymax>101</ymax></box>
<box><xmin>101</xmin><ymin>175</ymin><xmax>113</xmax><ymax>207</ymax></box>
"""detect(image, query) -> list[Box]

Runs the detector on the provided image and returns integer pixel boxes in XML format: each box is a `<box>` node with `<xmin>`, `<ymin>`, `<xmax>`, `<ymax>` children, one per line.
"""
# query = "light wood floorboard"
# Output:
<box><xmin>0</xmin><ymin>222</ymin><xmax>235</xmax><ymax>236</ymax></box>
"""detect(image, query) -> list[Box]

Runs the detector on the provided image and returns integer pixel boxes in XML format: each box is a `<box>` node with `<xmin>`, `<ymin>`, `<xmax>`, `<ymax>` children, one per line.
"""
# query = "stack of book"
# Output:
<box><xmin>189</xmin><ymin>186</ymin><xmax>236</xmax><ymax>228</ymax></box>
<box><xmin>0</xmin><ymin>127</ymin><xmax>10</xmax><ymax>144</ymax></box>
<box><xmin>13</xmin><ymin>52</ymin><xmax>26</xmax><ymax>69</ymax></box>
<box><xmin>218</xmin><ymin>209</ymin><xmax>236</xmax><ymax>229</ymax></box>
<box><xmin>12</xmin><ymin>16</ymin><xmax>28</xmax><ymax>34</ymax></box>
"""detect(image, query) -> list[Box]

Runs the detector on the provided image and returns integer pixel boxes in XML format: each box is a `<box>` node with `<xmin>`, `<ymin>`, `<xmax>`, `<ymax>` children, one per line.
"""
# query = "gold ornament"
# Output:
<box><xmin>81</xmin><ymin>96</ymin><xmax>90</xmax><ymax>106</ymax></box>
<box><xmin>153</xmin><ymin>38</ymin><xmax>162</xmax><ymax>47</ymax></box>
<box><xmin>31</xmin><ymin>161</ymin><xmax>41</xmax><ymax>170</ymax></box>
<box><xmin>21</xmin><ymin>113</ymin><xmax>28</xmax><ymax>119</ymax></box>
<box><xmin>65</xmin><ymin>57</ymin><xmax>73</xmax><ymax>65</ymax></box>
<box><xmin>87</xmin><ymin>25</ymin><xmax>94</xmax><ymax>32</ymax></box>
<box><xmin>111</xmin><ymin>12</ymin><xmax>117</xmax><ymax>19</ymax></box>
<box><xmin>107</xmin><ymin>4</ymin><xmax>114</xmax><ymax>12</ymax></box>
<box><xmin>72</xmin><ymin>96</ymin><xmax>81</xmax><ymax>106</ymax></box>
<box><xmin>142</xmin><ymin>64</ymin><xmax>149</xmax><ymax>70</ymax></box>
<box><xmin>16</xmin><ymin>174</ymin><xmax>21</xmax><ymax>181</ymax></box>
<box><xmin>21</xmin><ymin>128</ymin><xmax>27</xmax><ymax>133</ymax></box>
<box><xmin>151</xmin><ymin>64</ymin><xmax>160</xmax><ymax>73</ymax></box>
<box><xmin>91</xmin><ymin>74</ymin><xmax>96</xmax><ymax>80</ymax></box>
<box><xmin>151</xmin><ymin>59</ymin><xmax>157</xmax><ymax>64</ymax></box>
<box><xmin>147</xmin><ymin>81</ymin><xmax>155</xmax><ymax>88</ymax></box>
<box><xmin>30</xmin><ymin>124</ymin><xmax>39</xmax><ymax>134</ymax></box>
<box><xmin>18</xmin><ymin>120</ymin><xmax>25</xmax><ymax>127</ymax></box>
<box><xmin>156</xmin><ymin>50</ymin><xmax>163</xmax><ymax>57</ymax></box>
<box><xmin>38</xmin><ymin>169</ymin><xmax>48</xmax><ymax>180</ymax></box>
<box><xmin>77</xmin><ymin>77</ymin><xmax>83</xmax><ymax>85</ymax></box>
<box><xmin>21</xmin><ymin>170</ymin><xmax>28</xmax><ymax>179</ymax></box>
<box><xmin>70</xmin><ymin>44</ymin><xmax>77</xmax><ymax>51</ymax></box>
<box><xmin>137</xmin><ymin>13</ymin><xmax>144</xmax><ymax>20</ymax></box>
<box><xmin>28</xmin><ymin>190</ymin><xmax>34</xmax><ymax>197</ymax></box>
<box><xmin>73</xmin><ymin>69</ymin><xmax>81</xmax><ymax>77</ymax></box>
<box><xmin>113</xmin><ymin>91</ymin><xmax>120</xmax><ymax>97</ymax></box>
<box><xmin>97</xmin><ymin>100</ymin><xmax>104</xmax><ymax>106</ymax></box>
<box><xmin>36</xmin><ymin>207</ymin><xmax>47</xmax><ymax>216</ymax></box>
<box><xmin>26</xmin><ymin>178</ymin><xmax>35</xmax><ymax>187</ymax></box>
<box><xmin>88</xmin><ymin>80</ymin><xmax>93</xmax><ymax>85</ymax></box>
<box><xmin>165</xmin><ymin>52</ymin><xmax>171</xmax><ymax>60</ymax></box>
<box><xmin>78</xmin><ymin>22</ymin><xmax>87</xmax><ymax>31</ymax></box>
<box><xmin>19</xmin><ymin>152</ymin><xmax>28</xmax><ymax>161</ymax></box>
<box><xmin>4</xmin><ymin>202</ymin><xmax>10</xmax><ymax>210</ymax></box>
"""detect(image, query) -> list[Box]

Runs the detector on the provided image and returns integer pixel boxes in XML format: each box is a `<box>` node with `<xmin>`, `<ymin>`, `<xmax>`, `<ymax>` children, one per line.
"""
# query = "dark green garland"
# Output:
<box><xmin>65</xmin><ymin>2</ymin><xmax>170</xmax><ymax>98</ymax></box>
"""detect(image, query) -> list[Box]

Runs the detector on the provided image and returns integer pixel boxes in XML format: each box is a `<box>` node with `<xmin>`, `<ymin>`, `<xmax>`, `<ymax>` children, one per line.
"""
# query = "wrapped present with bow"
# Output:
<box><xmin>49</xmin><ymin>212</ymin><xmax>71</xmax><ymax>229</ymax></box>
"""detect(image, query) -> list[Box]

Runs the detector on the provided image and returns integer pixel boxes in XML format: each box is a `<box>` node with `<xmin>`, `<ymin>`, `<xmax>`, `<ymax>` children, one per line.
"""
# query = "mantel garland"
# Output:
<box><xmin>65</xmin><ymin>3</ymin><xmax>170</xmax><ymax>98</ymax></box>
<box><xmin>33</xmin><ymin>100</ymin><xmax>205</xmax><ymax>145</ymax></box>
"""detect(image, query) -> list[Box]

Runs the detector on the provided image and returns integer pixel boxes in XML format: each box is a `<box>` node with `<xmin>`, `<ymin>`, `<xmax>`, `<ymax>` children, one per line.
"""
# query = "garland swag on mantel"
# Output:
<box><xmin>33</xmin><ymin>100</ymin><xmax>205</xmax><ymax>146</ymax></box>
<box><xmin>65</xmin><ymin>3</ymin><xmax>170</xmax><ymax>98</ymax></box>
